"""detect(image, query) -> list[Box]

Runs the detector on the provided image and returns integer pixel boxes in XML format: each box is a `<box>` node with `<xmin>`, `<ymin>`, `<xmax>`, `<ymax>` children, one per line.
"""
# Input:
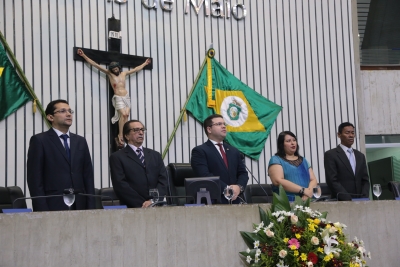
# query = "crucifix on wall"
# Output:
<box><xmin>73</xmin><ymin>16</ymin><xmax>152</xmax><ymax>152</ymax></box>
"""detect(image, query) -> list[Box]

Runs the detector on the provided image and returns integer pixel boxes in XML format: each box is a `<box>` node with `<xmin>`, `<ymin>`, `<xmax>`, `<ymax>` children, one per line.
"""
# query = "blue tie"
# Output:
<box><xmin>136</xmin><ymin>148</ymin><xmax>145</xmax><ymax>167</ymax></box>
<box><xmin>347</xmin><ymin>148</ymin><xmax>355</xmax><ymax>174</ymax></box>
<box><xmin>60</xmin><ymin>134</ymin><xmax>71</xmax><ymax>161</ymax></box>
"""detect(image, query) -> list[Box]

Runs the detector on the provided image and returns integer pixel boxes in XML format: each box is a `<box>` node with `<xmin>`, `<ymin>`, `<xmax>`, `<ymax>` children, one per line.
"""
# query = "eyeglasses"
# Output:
<box><xmin>130</xmin><ymin>128</ymin><xmax>147</xmax><ymax>133</ymax></box>
<box><xmin>210</xmin><ymin>122</ymin><xmax>227</xmax><ymax>127</ymax></box>
<box><xmin>53</xmin><ymin>109</ymin><xmax>74</xmax><ymax>115</ymax></box>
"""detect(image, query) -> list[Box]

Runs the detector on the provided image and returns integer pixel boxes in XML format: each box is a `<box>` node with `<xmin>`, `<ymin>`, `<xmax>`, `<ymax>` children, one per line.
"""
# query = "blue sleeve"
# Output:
<box><xmin>268</xmin><ymin>156</ymin><xmax>282</xmax><ymax>168</ymax></box>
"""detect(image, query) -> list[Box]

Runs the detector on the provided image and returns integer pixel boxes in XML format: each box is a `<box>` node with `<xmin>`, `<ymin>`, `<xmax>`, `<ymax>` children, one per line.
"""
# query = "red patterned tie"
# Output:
<box><xmin>217</xmin><ymin>143</ymin><xmax>229</xmax><ymax>168</ymax></box>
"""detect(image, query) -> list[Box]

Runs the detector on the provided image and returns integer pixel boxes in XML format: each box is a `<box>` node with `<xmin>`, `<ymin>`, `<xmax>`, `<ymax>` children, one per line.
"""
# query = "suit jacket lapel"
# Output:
<box><xmin>354</xmin><ymin>150</ymin><xmax>363</xmax><ymax>176</ymax></box>
<box><xmin>336</xmin><ymin>145</ymin><xmax>354</xmax><ymax>176</ymax></box>
<box><xmin>69</xmin><ymin>133</ymin><xmax>78</xmax><ymax>165</ymax></box>
<box><xmin>48</xmin><ymin>128</ymin><xmax>70</xmax><ymax>164</ymax></box>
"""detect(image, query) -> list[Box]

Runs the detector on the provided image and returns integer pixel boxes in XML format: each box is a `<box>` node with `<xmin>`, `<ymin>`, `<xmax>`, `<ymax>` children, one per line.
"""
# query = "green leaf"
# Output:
<box><xmin>271</xmin><ymin>186</ymin><xmax>291</xmax><ymax>212</ymax></box>
<box><xmin>259</xmin><ymin>205</ymin><xmax>269</xmax><ymax>225</ymax></box>
<box><xmin>240</xmin><ymin>231</ymin><xmax>259</xmax><ymax>249</ymax></box>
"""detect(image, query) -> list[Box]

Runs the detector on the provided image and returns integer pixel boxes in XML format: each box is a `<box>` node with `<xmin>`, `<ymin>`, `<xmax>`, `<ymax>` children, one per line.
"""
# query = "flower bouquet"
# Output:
<box><xmin>239</xmin><ymin>186</ymin><xmax>370</xmax><ymax>267</ymax></box>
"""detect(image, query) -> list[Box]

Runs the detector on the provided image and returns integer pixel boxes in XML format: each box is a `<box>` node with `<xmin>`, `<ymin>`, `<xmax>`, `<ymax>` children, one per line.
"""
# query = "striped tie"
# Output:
<box><xmin>136</xmin><ymin>148</ymin><xmax>145</xmax><ymax>167</ymax></box>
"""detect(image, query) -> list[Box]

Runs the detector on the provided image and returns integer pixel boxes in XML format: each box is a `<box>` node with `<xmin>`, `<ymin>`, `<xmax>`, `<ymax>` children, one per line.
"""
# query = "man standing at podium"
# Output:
<box><xmin>27</xmin><ymin>99</ymin><xmax>95</xmax><ymax>211</ymax></box>
<box><xmin>109</xmin><ymin>120</ymin><xmax>168</xmax><ymax>208</ymax></box>
<box><xmin>324</xmin><ymin>122</ymin><xmax>370</xmax><ymax>201</ymax></box>
<box><xmin>191</xmin><ymin>114</ymin><xmax>249</xmax><ymax>204</ymax></box>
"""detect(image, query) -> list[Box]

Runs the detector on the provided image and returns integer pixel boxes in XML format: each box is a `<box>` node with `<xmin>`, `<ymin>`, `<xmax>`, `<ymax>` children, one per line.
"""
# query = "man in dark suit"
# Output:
<box><xmin>191</xmin><ymin>114</ymin><xmax>249</xmax><ymax>204</ymax></box>
<box><xmin>27</xmin><ymin>99</ymin><xmax>95</xmax><ymax>211</ymax></box>
<box><xmin>324</xmin><ymin>122</ymin><xmax>370</xmax><ymax>201</ymax></box>
<box><xmin>109</xmin><ymin>120</ymin><xmax>168</xmax><ymax>208</ymax></box>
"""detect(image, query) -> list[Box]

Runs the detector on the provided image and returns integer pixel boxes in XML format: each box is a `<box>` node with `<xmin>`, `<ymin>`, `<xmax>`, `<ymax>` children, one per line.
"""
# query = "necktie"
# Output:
<box><xmin>136</xmin><ymin>148</ymin><xmax>145</xmax><ymax>167</ymax></box>
<box><xmin>60</xmin><ymin>134</ymin><xmax>71</xmax><ymax>161</ymax></box>
<box><xmin>347</xmin><ymin>148</ymin><xmax>355</xmax><ymax>174</ymax></box>
<box><xmin>217</xmin><ymin>143</ymin><xmax>229</xmax><ymax>168</ymax></box>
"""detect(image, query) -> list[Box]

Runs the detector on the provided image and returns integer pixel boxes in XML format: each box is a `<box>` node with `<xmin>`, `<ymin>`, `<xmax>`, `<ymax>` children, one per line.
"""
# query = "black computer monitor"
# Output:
<box><xmin>184</xmin><ymin>176</ymin><xmax>221</xmax><ymax>205</ymax></box>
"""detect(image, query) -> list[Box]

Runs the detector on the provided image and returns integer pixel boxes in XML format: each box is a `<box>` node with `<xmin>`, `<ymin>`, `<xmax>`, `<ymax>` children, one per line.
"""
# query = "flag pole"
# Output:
<box><xmin>161</xmin><ymin>57</ymin><xmax>207</xmax><ymax>159</ymax></box>
<box><xmin>0</xmin><ymin>30</ymin><xmax>50</xmax><ymax>128</ymax></box>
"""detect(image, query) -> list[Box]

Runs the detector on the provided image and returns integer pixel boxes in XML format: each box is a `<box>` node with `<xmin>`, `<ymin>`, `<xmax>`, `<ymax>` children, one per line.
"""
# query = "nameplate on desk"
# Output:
<box><xmin>184</xmin><ymin>204</ymin><xmax>205</xmax><ymax>207</ymax></box>
<box><xmin>104</xmin><ymin>205</ymin><xmax>127</xmax><ymax>209</ymax></box>
<box><xmin>2</xmin><ymin>208</ymin><xmax>32</xmax><ymax>213</ymax></box>
<box><xmin>352</xmin><ymin>198</ymin><xmax>370</xmax><ymax>201</ymax></box>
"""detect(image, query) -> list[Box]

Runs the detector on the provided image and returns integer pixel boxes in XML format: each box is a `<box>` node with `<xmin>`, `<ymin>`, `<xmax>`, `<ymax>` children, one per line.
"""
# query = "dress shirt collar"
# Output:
<box><xmin>128</xmin><ymin>144</ymin><xmax>144</xmax><ymax>153</ymax></box>
<box><xmin>339</xmin><ymin>144</ymin><xmax>353</xmax><ymax>153</ymax></box>
<box><xmin>53</xmin><ymin>127</ymin><xmax>70</xmax><ymax>137</ymax></box>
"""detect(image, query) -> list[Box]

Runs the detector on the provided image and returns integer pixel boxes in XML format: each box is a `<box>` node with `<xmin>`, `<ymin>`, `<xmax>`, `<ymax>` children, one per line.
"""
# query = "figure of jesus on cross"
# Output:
<box><xmin>77</xmin><ymin>49</ymin><xmax>151</xmax><ymax>147</ymax></box>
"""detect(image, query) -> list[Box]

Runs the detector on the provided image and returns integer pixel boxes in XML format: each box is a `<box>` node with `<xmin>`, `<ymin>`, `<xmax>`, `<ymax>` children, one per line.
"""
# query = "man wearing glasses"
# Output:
<box><xmin>109</xmin><ymin>120</ymin><xmax>168</xmax><ymax>208</ymax></box>
<box><xmin>191</xmin><ymin>114</ymin><xmax>249</xmax><ymax>204</ymax></box>
<box><xmin>27</xmin><ymin>99</ymin><xmax>95</xmax><ymax>211</ymax></box>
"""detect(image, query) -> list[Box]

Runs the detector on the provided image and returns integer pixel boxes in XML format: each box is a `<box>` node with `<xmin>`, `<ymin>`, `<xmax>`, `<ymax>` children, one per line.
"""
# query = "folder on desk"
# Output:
<box><xmin>103</xmin><ymin>205</ymin><xmax>127</xmax><ymax>209</ymax></box>
<box><xmin>2</xmin><ymin>208</ymin><xmax>32</xmax><ymax>213</ymax></box>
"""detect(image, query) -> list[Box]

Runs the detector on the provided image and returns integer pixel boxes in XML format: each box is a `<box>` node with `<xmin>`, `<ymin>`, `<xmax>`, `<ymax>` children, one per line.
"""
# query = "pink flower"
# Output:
<box><xmin>287</xmin><ymin>238</ymin><xmax>300</xmax><ymax>249</ymax></box>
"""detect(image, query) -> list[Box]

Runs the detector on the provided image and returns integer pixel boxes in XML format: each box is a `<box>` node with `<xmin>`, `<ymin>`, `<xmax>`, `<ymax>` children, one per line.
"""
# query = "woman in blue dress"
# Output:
<box><xmin>268</xmin><ymin>131</ymin><xmax>318</xmax><ymax>201</ymax></box>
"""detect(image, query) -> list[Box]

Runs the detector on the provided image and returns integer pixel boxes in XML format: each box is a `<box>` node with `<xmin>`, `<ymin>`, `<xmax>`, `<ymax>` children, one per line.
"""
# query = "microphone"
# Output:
<box><xmin>13</xmin><ymin>194</ymin><xmax>65</xmax><ymax>208</ymax></box>
<box><xmin>336</xmin><ymin>192</ymin><xmax>365</xmax><ymax>201</ymax></box>
<box><xmin>240</xmin><ymin>153</ymin><xmax>270</xmax><ymax>202</ymax></box>
<box><xmin>148</xmin><ymin>195</ymin><xmax>196</xmax><ymax>207</ymax></box>
<box><xmin>64</xmin><ymin>188</ymin><xmax>115</xmax><ymax>207</ymax></box>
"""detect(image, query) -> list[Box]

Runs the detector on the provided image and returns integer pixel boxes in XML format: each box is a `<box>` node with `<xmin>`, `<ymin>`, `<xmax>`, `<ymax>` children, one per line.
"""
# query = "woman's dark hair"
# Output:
<box><xmin>275</xmin><ymin>131</ymin><xmax>300</xmax><ymax>157</ymax></box>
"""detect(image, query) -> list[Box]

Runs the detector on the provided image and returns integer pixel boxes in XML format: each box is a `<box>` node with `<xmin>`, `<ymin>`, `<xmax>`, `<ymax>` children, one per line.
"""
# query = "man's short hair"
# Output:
<box><xmin>338</xmin><ymin>122</ymin><xmax>355</xmax><ymax>133</ymax></box>
<box><xmin>122</xmin><ymin>119</ymin><xmax>144</xmax><ymax>143</ymax></box>
<box><xmin>45</xmin><ymin>99</ymin><xmax>69</xmax><ymax>125</ymax></box>
<box><xmin>203</xmin><ymin>114</ymin><xmax>223</xmax><ymax>136</ymax></box>
<box><xmin>109</xmin><ymin>62</ymin><xmax>121</xmax><ymax>72</ymax></box>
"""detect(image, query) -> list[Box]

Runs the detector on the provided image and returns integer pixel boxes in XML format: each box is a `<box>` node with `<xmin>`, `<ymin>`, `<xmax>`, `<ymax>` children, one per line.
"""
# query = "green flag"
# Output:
<box><xmin>0</xmin><ymin>42</ymin><xmax>32</xmax><ymax>121</ymax></box>
<box><xmin>186</xmin><ymin>49</ymin><xmax>282</xmax><ymax>160</ymax></box>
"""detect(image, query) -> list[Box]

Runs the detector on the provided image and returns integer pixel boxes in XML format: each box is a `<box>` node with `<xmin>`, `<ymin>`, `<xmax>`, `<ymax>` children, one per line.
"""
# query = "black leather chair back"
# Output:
<box><xmin>244</xmin><ymin>184</ymin><xmax>273</xmax><ymax>204</ymax></box>
<box><xmin>0</xmin><ymin>186</ymin><xmax>26</xmax><ymax>212</ymax></box>
<box><xmin>100</xmin><ymin>187</ymin><xmax>120</xmax><ymax>207</ymax></box>
<box><xmin>167</xmin><ymin>163</ymin><xmax>197</xmax><ymax>206</ymax></box>
<box><xmin>319</xmin><ymin>183</ymin><xmax>332</xmax><ymax>200</ymax></box>
<box><xmin>388</xmin><ymin>181</ymin><xmax>400</xmax><ymax>198</ymax></box>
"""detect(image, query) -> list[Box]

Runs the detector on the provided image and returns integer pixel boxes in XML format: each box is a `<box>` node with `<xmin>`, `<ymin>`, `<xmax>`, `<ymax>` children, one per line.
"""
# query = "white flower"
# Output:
<box><xmin>279</xmin><ymin>249</ymin><xmax>287</xmax><ymax>258</ymax></box>
<box><xmin>265</xmin><ymin>229</ymin><xmax>275</xmax><ymax>237</ymax></box>
<box><xmin>367</xmin><ymin>252</ymin><xmax>371</xmax><ymax>259</ymax></box>
<box><xmin>246</xmin><ymin>248</ymin><xmax>250</xmax><ymax>253</ymax></box>
<box><xmin>307</xmin><ymin>262</ymin><xmax>313</xmax><ymax>267</ymax></box>
<box><xmin>328</xmin><ymin>226</ymin><xmax>337</xmax><ymax>233</ymax></box>
<box><xmin>290</xmin><ymin>215</ymin><xmax>298</xmax><ymax>224</ymax></box>
<box><xmin>255</xmin><ymin>249</ymin><xmax>261</xmax><ymax>256</ymax></box>
<box><xmin>304</xmin><ymin>207</ymin><xmax>312</xmax><ymax>213</ymax></box>
<box><xmin>348</xmin><ymin>242</ymin><xmax>354</xmax><ymax>247</ymax></box>
<box><xmin>321</xmin><ymin>230</ymin><xmax>341</xmax><ymax>255</ymax></box>
<box><xmin>254</xmin><ymin>257</ymin><xmax>259</xmax><ymax>263</ymax></box>
<box><xmin>294</xmin><ymin>205</ymin><xmax>303</xmax><ymax>210</ymax></box>
<box><xmin>333</xmin><ymin>222</ymin><xmax>342</xmax><ymax>228</ymax></box>
<box><xmin>311</xmin><ymin>236</ymin><xmax>319</xmax><ymax>245</ymax></box>
<box><xmin>277</xmin><ymin>216</ymin><xmax>285</xmax><ymax>222</ymax></box>
<box><xmin>253</xmin><ymin>240</ymin><xmax>260</xmax><ymax>248</ymax></box>
<box><xmin>333</xmin><ymin>252</ymin><xmax>340</xmax><ymax>258</ymax></box>
<box><xmin>246</xmin><ymin>255</ymin><xmax>252</xmax><ymax>263</ymax></box>
<box><xmin>276</xmin><ymin>260</ymin><xmax>289</xmax><ymax>267</ymax></box>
